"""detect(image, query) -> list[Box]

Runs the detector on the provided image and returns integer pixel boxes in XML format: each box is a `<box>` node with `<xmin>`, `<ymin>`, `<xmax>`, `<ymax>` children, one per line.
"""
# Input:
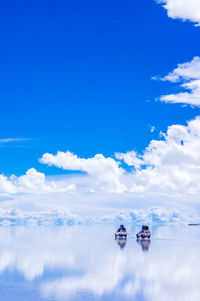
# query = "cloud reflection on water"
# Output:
<box><xmin>0</xmin><ymin>226</ymin><xmax>199</xmax><ymax>301</ymax></box>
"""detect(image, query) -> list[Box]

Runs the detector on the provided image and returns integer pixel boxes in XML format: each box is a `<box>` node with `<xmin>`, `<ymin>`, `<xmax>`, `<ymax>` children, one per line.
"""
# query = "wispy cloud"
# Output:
<box><xmin>0</xmin><ymin>138</ymin><xmax>30</xmax><ymax>144</ymax></box>
<box><xmin>153</xmin><ymin>57</ymin><xmax>200</xmax><ymax>107</ymax></box>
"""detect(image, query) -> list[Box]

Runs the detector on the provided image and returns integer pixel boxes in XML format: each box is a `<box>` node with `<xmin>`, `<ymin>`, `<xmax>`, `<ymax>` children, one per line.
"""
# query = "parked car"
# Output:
<box><xmin>115</xmin><ymin>225</ymin><xmax>127</xmax><ymax>238</ymax></box>
<box><xmin>136</xmin><ymin>225</ymin><xmax>151</xmax><ymax>239</ymax></box>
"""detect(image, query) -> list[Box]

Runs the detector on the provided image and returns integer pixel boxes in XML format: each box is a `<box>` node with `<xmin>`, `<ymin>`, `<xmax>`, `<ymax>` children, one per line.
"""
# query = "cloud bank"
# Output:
<box><xmin>155</xmin><ymin>57</ymin><xmax>200</xmax><ymax>107</ymax></box>
<box><xmin>157</xmin><ymin>0</ymin><xmax>200</xmax><ymax>26</ymax></box>
<box><xmin>38</xmin><ymin>117</ymin><xmax>200</xmax><ymax>202</ymax></box>
<box><xmin>0</xmin><ymin>117</ymin><xmax>200</xmax><ymax>217</ymax></box>
<box><xmin>0</xmin><ymin>117</ymin><xmax>199</xmax><ymax>217</ymax></box>
<box><xmin>0</xmin><ymin>206</ymin><xmax>190</xmax><ymax>226</ymax></box>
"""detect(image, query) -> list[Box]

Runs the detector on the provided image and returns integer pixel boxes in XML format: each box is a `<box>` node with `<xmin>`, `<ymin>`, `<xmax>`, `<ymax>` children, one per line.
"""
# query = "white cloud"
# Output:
<box><xmin>155</xmin><ymin>57</ymin><xmax>200</xmax><ymax>106</ymax></box>
<box><xmin>0</xmin><ymin>168</ymin><xmax>76</xmax><ymax>195</ymax></box>
<box><xmin>40</xmin><ymin>152</ymin><xmax>126</xmax><ymax>193</ymax></box>
<box><xmin>0</xmin><ymin>206</ymin><xmax>189</xmax><ymax>226</ymax></box>
<box><xmin>157</xmin><ymin>0</ymin><xmax>200</xmax><ymax>26</ymax></box>
<box><xmin>150</xmin><ymin>125</ymin><xmax>155</xmax><ymax>133</ymax></box>
<box><xmin>1</xmin><ymin>118</ymin><xmax>200</xmax><ymax>216</ymax></box>
<box><xmin>161</xmin><ymin>57</ymin><xmax>200</xmax><ymax>82</ymax></box>
<box><xmin>15</xmin><ymin>168</ymin><xmax>52</xmax><ymax>193</ymax></box>
<box><xmin>0</xmin><ymin>138</ymin><xmax>30</xmax><ymax>144</ymax></box>
<box><xmin>34</xmin><ymin>116</ymin><xmax>200</xmax><ymax>212</ymax></box>
<box><xmin>115</xmin><ymin>151</ymin><xmax>143</xmax><ymax>169</ymax></box>
<box><xmin>0</xmin><ymin>175</ymin><xmax>17</xmax><ymax>194</ymax></box>
<box><xmin>115</xmin><ymin>117</ymin><xmax>200</xmax><ymax>196</ymax></box>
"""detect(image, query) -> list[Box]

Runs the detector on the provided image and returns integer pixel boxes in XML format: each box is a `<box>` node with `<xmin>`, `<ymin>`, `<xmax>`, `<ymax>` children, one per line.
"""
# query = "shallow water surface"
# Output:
<box><xmin>0</xmin><ymin>224</ymin><xmax>200</xmax><ymax>301</ymax></box>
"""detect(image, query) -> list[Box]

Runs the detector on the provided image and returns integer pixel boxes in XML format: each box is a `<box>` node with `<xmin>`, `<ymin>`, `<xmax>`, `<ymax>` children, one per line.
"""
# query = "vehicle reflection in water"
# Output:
<box><xmin>137</xmin><ymin>238</ymin><xmax>151</xmax><ymax>252</ymax></box>
<box><xmin>115</xmin><ymin>237</ymin><xmax>127</xmax><ymax>249</ymax></box>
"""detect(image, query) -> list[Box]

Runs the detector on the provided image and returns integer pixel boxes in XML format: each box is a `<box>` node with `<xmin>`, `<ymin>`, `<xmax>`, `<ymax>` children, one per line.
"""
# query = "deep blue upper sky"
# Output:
<box><xmin>0</xmin><ymin>0</ymin><xmax>199</xmax><ymax>175</ymax></box>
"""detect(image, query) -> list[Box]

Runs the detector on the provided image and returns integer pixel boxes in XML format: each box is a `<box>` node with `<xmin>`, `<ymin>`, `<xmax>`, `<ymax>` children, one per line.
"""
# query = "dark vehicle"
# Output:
<box><xmin>115</xmin><ymin>225</ymin><xmax>127</xmax><ymax>238</ymax></box>
<box><xmin>136</xmin><ymin>225</ymin><xmax>151</xmax><ymax>239</ymax></box>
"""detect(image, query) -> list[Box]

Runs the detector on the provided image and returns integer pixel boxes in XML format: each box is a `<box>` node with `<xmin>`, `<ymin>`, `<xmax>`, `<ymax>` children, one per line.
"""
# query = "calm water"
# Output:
<box><xmin>0</xmin><ymin>224</ymin><xmax>200</xmax><ymax>301</ymax></box>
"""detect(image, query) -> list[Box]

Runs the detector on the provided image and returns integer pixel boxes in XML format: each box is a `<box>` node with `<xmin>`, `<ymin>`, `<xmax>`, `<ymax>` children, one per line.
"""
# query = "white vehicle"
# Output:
<box><xmin>115</xmin><ymin>225</ymin><xmax>127</xmax><ymax>238</ymax></box>
<box><xmin>136</xmin><ymin>225</ymin><xmax>151</xmax><ymax>239</ymax></box>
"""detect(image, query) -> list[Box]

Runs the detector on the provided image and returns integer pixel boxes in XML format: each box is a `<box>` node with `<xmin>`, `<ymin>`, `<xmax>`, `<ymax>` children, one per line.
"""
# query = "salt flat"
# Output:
<box><xmin>0</xmin><ymin>224</ymin><xmax>199</xmax><ymax>301</ymax></box>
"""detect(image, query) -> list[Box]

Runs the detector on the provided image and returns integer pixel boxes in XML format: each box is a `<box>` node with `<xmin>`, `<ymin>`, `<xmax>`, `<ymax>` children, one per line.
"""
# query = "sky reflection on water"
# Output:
<box><xmin>0</xmin><ymin>225</ymin><xmax>200</xmax><ymax>301</ymax></box>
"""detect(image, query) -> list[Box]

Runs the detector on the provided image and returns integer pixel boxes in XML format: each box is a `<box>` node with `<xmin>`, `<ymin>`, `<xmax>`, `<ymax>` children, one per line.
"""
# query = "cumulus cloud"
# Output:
<box><xmin>117</xmin><ymin>117</ymin><xmax>200</xmax><ymax>196</ymax></box>
<box><xmin>0</xmin><ymin>168</ymin><xmax>76</xmax><ymax>195</ymax></box>
<box><xmin>8</xmin><ymin>116</ymin><xmax>191</xmax><ymax>213</ymax></box>
<box><xmin>154</xmin><ymin>57</ymin><xmax>200</xmax><ymax>106</ymax></box>
<box><xmin>157</xmin><ymin>0</ymin><xmax>200</xmax><ymax>26</ymax></box>
<box><xmin>40</xmin><ymin>117</ymin><xmax>200</xmax><ymax>199</ymax></box>
<box><xmin>0</xmin><ymin>175</ymin><xmax>17</xmax><ymax>194</ymax></box>
<box><xmin>1</xmin><ymin>118</ymin><xmax>200</xmax><ymax>215</ymax></box>
<box><xmin>115</xmin><ymin>151</ymin><xmax>143</xmax><ymax>169</ymax></box>
<box><xmin>40</xmin><ymin>152</ymin><xmax>126</xmax><ymax>193</ymax></box>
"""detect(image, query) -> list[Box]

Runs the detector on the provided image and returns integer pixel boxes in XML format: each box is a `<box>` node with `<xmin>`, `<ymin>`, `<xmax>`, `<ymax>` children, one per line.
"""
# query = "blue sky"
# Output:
<box><xmin>1</xmin><ymin>0</ymin><xmax>200</xmax><ymax>216</ymax></box>
<box><xmin>0</xmin><ymin>0</ymin><xmax>199</xmax><ymax>175</ymax></box>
